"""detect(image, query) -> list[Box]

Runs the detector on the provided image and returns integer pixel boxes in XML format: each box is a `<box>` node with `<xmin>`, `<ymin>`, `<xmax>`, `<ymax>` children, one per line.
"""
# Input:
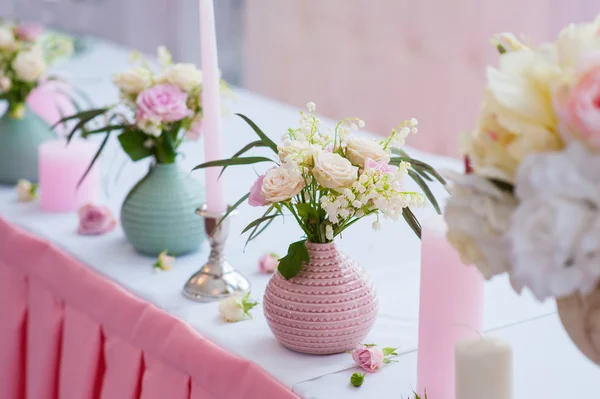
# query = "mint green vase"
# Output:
<box><xmin>120</xmin><ymin>163</ymin><xmax>206</xmax><ymax>256</ymax></box>
<box><xmin>0</xmin><ymin>106</ymin><xmax>57</xmax><ymax>185</ymax></box>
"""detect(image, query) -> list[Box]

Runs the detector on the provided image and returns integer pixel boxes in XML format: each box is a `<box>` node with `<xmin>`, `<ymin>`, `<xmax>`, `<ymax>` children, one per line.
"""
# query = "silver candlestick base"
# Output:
<box><xmin>182</xmin><ymin>204</ymin><xmax>250</xmax><ymax>302</ymax></box>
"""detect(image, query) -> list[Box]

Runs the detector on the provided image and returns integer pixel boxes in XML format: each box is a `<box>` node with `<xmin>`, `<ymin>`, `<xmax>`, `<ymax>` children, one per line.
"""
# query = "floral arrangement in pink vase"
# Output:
<box><xmin>194</xmin><ymin>103</ymin><xmax>443</xmax><ymax>354</ymax></box>
<box><xmin>0</xmin><ymin>21</ymin><xmax>73</xmax><ymax>118</ymax></box>
<box><xmin>444</xmin><ymin>15</ymin><xmax>600</xmax><ymax>364</ymax></box>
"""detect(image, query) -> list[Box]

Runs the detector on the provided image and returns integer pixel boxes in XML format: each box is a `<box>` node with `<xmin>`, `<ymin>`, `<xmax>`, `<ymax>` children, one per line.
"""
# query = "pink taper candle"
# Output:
<box><xmin>199</xmin><ymin>0</ymin><xmax>227</xmax><ymax>214</ymax></box>
<box><xmin>38</xmin><ymin>139</ymin><xmax>99</xmax><ymax>212</ymax></box>
<box><xmin>416</xmin><ymin>216</ymin><xmax>484</xmax><ymax>399</ymax></box>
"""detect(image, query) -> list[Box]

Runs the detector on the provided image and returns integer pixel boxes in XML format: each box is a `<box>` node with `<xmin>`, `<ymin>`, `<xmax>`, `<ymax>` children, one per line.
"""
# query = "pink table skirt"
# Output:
<box><xmin>0</xmin><ymin>217</ymin><xmax>298</xmax><ymax>399</ymax></box>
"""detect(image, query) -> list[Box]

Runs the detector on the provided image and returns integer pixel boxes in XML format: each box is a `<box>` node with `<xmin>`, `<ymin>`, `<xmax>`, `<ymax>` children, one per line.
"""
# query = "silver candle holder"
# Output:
<box><xmin>183</xmin><ymin>204</ymin><xmax>250</xmax><ymax>302</ymax></box>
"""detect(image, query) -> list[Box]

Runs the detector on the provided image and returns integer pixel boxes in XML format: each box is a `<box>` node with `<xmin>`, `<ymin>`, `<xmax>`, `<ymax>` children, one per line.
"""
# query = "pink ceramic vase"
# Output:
<box><xmin>263</xmin><ymin>241</ymin><xmax>379</xmax><ymax>355</ymax></box>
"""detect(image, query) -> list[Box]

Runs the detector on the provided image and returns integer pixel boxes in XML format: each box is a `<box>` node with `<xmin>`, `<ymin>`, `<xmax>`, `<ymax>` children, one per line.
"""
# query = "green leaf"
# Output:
<box><xmin>408</xmin><ymin>170</ymin><xmax>441</xmax><ymax>215</ymax></box>
<box><xmin>241</xmin><ymin>292</ymin><xmax>259</xmax><ymax>318</ymax></box>
<box><xmin>244</xmin><ymin>205</ymin><xmax>275</xmax><ymax>249</ymax></box>
<box><xmin>489</xmin><ymin>178</ymin><xmax>514</xmax><ymax>194</ymax></box>
<box><xmin>350</xmin><ymin>373</ymin><xmax>365</xmax><ymax>388</ymax></box>
<box><xmin>278</xmin><ymin>240</ymin><xmax>310</xmax><ymax>280</ymax></box>
<box><xmin>52</xmin><ymin>107</ymin><xmax>108</xmax><ymax>130</ymax></box>
<box><xmin>497</xmin><ymin>44</ymin><xmax>507</xmax><ymax>54</ymax></box>
<box><xmin>209</xmin><ymin>192</ymin><xmax>250</xmax><ymax>234</ymax></box>
<box><xmin>382</xmin><ymin>347</ymin><xmax>399</xmax><ymax>357</ymax></box>
<box><xmin>220</xmin><ymin>140</ymin><xmax>268</xmax><ymax>177</ymax></box>
<box><xmin>402</xmin><ymin>207</ymin><xmax>421</xmax><ymax>239</ymax></box>
<box><xmin>82</xmin><ymin>124</ymin><xmax>128</xmax><ymax>137</ymax></box>
<box><xmin>65</xmin><ymin>111</ymin><xmax>107</xmax><ymax>143</ymax></box>
<box><xmin>248</xmin><ymin>213</ymin><xmax>278</xmax><ymax>242</ymax></box>
<box><xmin>118</xmin><ymin>129</ymin><xmax>153</xmax><ymax>162</ymax></box>
<box><xmin>241</xmin><ymin>214</ymin><xmax>281</xmax><ymax>235</ymax></box>
<box><xmin>156</xmin><ymin>131</ymin><xmax>177</xmax><ymax>163</ymax></box>
<box><xmin>191</xmin><ymin>156</ymin><xmax>274</xmax><ymax>172</ymax></box>
<box><xmin>236</xmin><ymin>113</ymin><xmax>278</xmax><ymax>153</ymax></box>
<box><xmin>295</xmin><ymin>203</ymin><xmax>313</xmax><ymax>220</ymax></box>
<box><xmin>77</xmin><ymin>130</ymin><xmax>111</xmax><ymax>187</ymax></box>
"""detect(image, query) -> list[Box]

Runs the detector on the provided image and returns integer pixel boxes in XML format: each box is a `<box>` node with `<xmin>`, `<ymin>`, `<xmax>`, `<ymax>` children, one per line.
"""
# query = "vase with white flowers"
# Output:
<box><xmin>193</xmin><ymin>103</ymin><xmax>444</xmax><ymax>354</ymax></box>
<box><xmin>0</xmin><ymin>21</ymin><xmax>73</xmax><ymax>184</ymax></box>
<box><xmin>59</xmin><ymin>47</ymin><xmax>227</xmax><ymax>256</ymax></box>
<box><xmin>444</xmin><ymin>16</ymin><xmax>600</xmax><ymax>364</ymax></box>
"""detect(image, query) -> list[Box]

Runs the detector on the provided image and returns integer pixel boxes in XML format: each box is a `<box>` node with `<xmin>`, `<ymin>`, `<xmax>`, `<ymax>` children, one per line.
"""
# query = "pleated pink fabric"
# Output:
<box><xmin>0</xmin><ymin>217</ymin><xmax>298</xmax><ymax>399</ymax></box>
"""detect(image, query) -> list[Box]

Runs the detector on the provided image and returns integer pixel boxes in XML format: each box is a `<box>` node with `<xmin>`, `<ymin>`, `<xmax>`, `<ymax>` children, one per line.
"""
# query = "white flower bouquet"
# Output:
<box><xmin>57</xmin><ymin>46</ymin><xmax>228</xmax><ymax>181</ymax></box>
<box><xmin>445</xmin><ymin>15</ymin><xmax>600</xmax><ymax>301</ymax></box>
<box><xmin>193</xmin><ymin>103</ymin><xmax>444</xmax><ymax>279</ymax></box>
<box><xmin>0</xmin><ymin>21</ymin><xmax>73</xmax><ymax>118</ymax></box>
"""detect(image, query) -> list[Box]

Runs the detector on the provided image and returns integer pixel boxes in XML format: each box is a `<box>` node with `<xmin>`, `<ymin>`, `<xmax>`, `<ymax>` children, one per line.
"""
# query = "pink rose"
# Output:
<box><xmin>248</xmin><ymin>174</ymin><xmax>267</xmax><ymax>207</ymax></box>
<box><xmin>258</xmin><ymin>253</ymin><xmax>279</xmax><ymax>274</ymax></box>
<box><xmin>351</xmin><ymin>345</ymin><xmax>385</xmax><ymax>373</ymax></box>
<box><xmin>555</xmin><ymin>62</ymin><xmax>600</xmax><ymax>147</ymax></box>
<box><xmin>363</xmin><ymin>158</ymin><xmax>397</xmax><ymax>174</ymax></box>
<box><xmin>136</xmin><ymin>83</ymin><xmax>192</xmax><ymax>123</ymax></box>
<box><xmin>15</xmin><ymin>23</ymin><xmax>44</xmax><ymax>42</ymax></box>
<box><xmin>78</xmin><ymin>204</ymin><xmax>117</xmax><ymax>235</ymax></box>
<box><xmin>185</xmin><ymin>116</ymin><xmax>202</xmax><ymax>141</ymax></box>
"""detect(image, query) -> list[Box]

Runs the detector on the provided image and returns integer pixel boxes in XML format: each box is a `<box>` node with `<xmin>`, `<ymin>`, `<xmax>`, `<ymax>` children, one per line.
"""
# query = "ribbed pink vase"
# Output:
<box><xmin>263</xmin><ymin>241</ymin><xmax>379</xmax><ymax>355</ymax></box>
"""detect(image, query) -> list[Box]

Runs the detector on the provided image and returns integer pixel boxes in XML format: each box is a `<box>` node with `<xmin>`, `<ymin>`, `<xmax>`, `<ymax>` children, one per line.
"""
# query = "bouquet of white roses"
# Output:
<box><xmin>194</xmin><ymin>103</ymin><xmax>444</xmax><ymax>279</ymax></box>
<box><xmin>0</xmin><ymin>21</ymin><xmax>73</xmax><ymax>118</ymax></box>
<box><xmin>445</xmin><ymin>16</ymin><xmax>600</xmax><ymax>300</ymax></box>
<box><xmin>58</xmin><ymin>46</ymin><xmax>228</xmax><ymax>183</ymax></box>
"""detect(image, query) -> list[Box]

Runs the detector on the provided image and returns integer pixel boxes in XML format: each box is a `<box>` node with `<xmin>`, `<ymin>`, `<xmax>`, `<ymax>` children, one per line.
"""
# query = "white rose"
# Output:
<box><xmin>444</xmin><ymin>171</ymin><xmax>518</xmax><ymax>279</ymax></box>
<box><xmin>261</xmin><ymin>165</ymin><xmax>305</xmax><ymax>203</ymax></box>
<box><xmin>0</xmin><ymin>76</ymin><xmax>11</xmax><ymax>92</ymax></box>
<box><xmin>113</xmin><ymin>68</ymin><xmax>151</xmax><ymax>94</ymax></box>
<box><xmin>12</xmin><ymin>47</ymin><xmax>46</xmax><ymax>82</ymax></box>
<box><xmin>164</xmin><ymin>63</ymin><xmax>202</xmax><ymax>92</ymax></box>
<box><xmin>313</xmin><ymin>152</ymin><xmax>358</xmax><ymax>189</ymax></box>
<box><xmin>0</xmin><ymin>27</ymin><xmax>16</xmax><ymax>51</ymax></box>
<box><xmin>16</xmin><ymin>179</ymin><xmax>36</xmax><ymax>202</ymax></box>
<box><xmin>345</xmin><ymin>137</ymin><xmax>390</xmax><ymax>167</ymax></box>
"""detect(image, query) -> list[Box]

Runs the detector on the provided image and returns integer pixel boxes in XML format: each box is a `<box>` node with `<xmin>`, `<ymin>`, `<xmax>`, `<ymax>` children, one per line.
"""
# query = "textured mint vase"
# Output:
<box><xmin>0</xmin><ymin>106</ymin><xmax>57</xmax><ymax>185</ymax></box>
<box><xmin>120</xmin><ymin>163</ymin><xmax>206</xmax><ymax>256</ymax></box>
<box><xmin>263</xmin><ymin>241</ymin><xmax>379</xmax><ymax>354</ymax></box>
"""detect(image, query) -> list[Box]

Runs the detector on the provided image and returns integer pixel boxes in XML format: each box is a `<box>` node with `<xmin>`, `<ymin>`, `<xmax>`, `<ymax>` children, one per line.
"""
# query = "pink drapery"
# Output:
<box><xmin>0</xmin><ymin>217</ymin><xmax>298</xmax><ymax>399</ymax></box>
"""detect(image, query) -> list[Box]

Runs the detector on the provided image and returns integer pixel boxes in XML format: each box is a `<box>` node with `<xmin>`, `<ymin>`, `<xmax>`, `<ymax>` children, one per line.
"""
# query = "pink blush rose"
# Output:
<box><xmin>15</xmin><ymin>23</ymin><xmax>44</xmax><ymax>42</ymax></box>
<box><xmin>351</xmin><ymin>345</ymin><xmax>385</xmax><ymax>373</ymax></box>
<box><xmin>248</xmin><ymin>174</ymin><xmax>267</xmax><ymax>207</ymax></box>
<box><xmin>363</xmin><ymin>158</ymin><xmax>397</xmax><ymax>174</ymax></box>
<box><xmin>258</xmin><ymin>253</ymin><xmax>279</xmax><ymax>274</ymax></box>
<box><xmin>78</xmin><ymin>204</ymin><xmax>117</xmax><ymax>235</ymax></box>
<box><xmin>136</xmin><ymin>83</ymin><xmax>192</xmax><ymax>123</ymax></box>
<box><xmin>557</xmin><ymin>65</ymin><xmax>600</xmax><ymax>147</ymax></box>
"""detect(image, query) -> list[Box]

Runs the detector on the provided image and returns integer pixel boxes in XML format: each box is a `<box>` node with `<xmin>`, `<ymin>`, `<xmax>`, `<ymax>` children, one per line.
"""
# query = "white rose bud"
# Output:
<box><xmin>261</xmin><ymin>165</ymin><xmax>306</xmax><ymax>203</ymax></box>
<box><xmin>313</xmin><ymin>152</ymin><xmax>358</xmax><ymax>190</ymax></box>
<box><xmin>16</xmin><ymin>179</ymin><xmax>37</xmax><ymax>202</ymax></box>
<box><xmin>218</xmin><ymin>292</ymin><xmax>258</xmax><ymax>322</ymax></box>
<box><xmin>12</xmin><ymin>47</ymin><xmax>46</xmax><ymax>82</ymax></box>
<box><xmin>346</xmin><ymin>137</ymin><xmax>390</xmax><ymax>167</ymax></box>
<box><xmin>113</xmin><ymin>68</ymin><xmax>151</xmax><ymax>94</ymax></box>
<box><xmin>0</xmin><ymin>27</ymin><xmax>17</xmax><ymax>51</ymax></box>
<box><xmin>164</xmin><ymin>63</ymin><xmax>202</xmax><ymax>92</ymax></box>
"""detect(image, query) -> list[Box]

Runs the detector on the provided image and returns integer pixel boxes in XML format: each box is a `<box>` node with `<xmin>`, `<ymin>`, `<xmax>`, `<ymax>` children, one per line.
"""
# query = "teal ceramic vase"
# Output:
<box><xmin>120</xmin><ymin>163</ymin><xmax>206</xmax><ymax>256</ymax></box>
<box><xmin>0</xmin><ymin>105</ymin><xmax>57</xmax><ymax>185</ymax></box>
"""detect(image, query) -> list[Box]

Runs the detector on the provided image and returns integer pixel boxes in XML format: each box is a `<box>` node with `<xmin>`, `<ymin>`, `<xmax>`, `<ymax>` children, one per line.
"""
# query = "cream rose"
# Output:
<box><xmin>261</xmin><ymin>165</ymin><xmax>305</xmax><ymax>203</ymax></box>
<box><xmin>345</xmin><ymin>137</ymin><xmax>390</xmax><ymax>167</ymax></box>
<box><xmin>12</xmin><ymin>47</ymin><xmax>46</xmax><ymax>82</ymax></box>
<box><xmin>163</xmin><ymin>63</ymin><xmax>202</xmax><ymax>92</ymax></box>
<box><xmin>113</xmin><ymin>68</ymin><xmax>151</xmax><ymax>94</ymax></box>
<box><xmin>313</xmin><ymin>152</ymin><xmax>358</xmax><ymax>189</ymax></box>
<box><xmin>0</xmin><ymin>27</ymin><xmax>16</xmax><ymax>51</ymax></box>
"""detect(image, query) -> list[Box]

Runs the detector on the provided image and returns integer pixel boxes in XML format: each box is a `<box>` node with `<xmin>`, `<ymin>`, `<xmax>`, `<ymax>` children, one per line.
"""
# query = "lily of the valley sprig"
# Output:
<box><xmin>218</xmin><ymin>292</ymin><xmax>258</xmax><ymax>322</ymax></box>
<box><xmin>192</xmin><ymin>103</ymin><xmax>444</xmax><ymax>280</ymax></box>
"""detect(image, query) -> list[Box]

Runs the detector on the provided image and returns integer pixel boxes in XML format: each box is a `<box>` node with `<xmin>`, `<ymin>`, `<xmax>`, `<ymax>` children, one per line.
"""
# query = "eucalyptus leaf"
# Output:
<box><xmin>236</xmin><ymin>113</ymin><xmax>278</xmax><ymax>153</ymax></box>
<box><xmin>278</xmin><ymin>240</ymin><xmax>310</xmax><ymax>280</ymax></box>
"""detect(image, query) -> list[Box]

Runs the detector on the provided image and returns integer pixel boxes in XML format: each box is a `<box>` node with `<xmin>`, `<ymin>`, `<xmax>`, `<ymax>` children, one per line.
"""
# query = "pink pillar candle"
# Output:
<box><xmin>199</xmin><ymin>0</ymin><xmax>227</xmax><ymax>214</ymax></box>
<box><xmin>416</xmin><ymin>216</ymin><xmax>484</xmax><ymax>399</ymax></box>
<box><xmin>38</xmin><ymin>139</ymin><xmax>99</xmax><ymax>212</ymax></box>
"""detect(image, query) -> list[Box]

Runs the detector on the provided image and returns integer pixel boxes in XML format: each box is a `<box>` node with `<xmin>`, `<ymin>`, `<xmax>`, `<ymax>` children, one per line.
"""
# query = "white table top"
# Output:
<box><xmin>0</xmin><ymin>39</ymin><xmax>577</xmax><ymax>398</ymax></box>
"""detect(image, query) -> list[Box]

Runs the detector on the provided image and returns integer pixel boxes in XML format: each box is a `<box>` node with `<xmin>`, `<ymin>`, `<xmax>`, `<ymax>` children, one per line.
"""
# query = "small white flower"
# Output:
<box><xmin>0</xmin><ymin>27</ymin><xmax>16</xmax><ymax>51</ymax></box>
<box><xmin>153</xmin><ymin>250</ymin><xmax>175</xmax><ymax>271</ymax></box>
<box><xmin>157</xmin><ymin>46</ymin><xmax>173</xmax><ymax>67</ymax></box>
<box><xmin>163</xmin><ymin>63</ymin><xmax>202</xmax><ymax>92</ymax></box>
<box><xmin>137</xmin><ymin>118</ymin><xmax>162</xmax><ymax>137</ymax></box>
<box><xmin>16</xmin><ymin>179</ymin><xmax>37</xmax><ymax>202</ymax></box>
<box><xmin>372</xmin><ymin>220</ymin><xmax>381</xmax><ymax>231</ymax></box>
<box><xmin>218</xmin><ymin>292</ymin><xmax>258</xmax><ymax>322</ymax></box>
<box><xmin>325</xmin><ymin>224</ymin><xmax>334</xmax><ymax>240</ymax></box>
<box><xmin>410</xmin><ymin>118</ymin><xmax>418</xmax><ymax>126</ymax></box>
<box><xmin>351</xmin><ymin>123</ymin><xmax>358</xmax><ymax>131</ymax></box>
<box><xmin>307</xmin><ymin>102</ymin><xmax>316</xmax><ymax>112</ymax></box>
<box><xmin>143</xmin><ymin>139</ymin><xmax>155</xmax><ymax>149</ymax></box>
<box><xmin>358</xmin><ymin>119</ymin><xmax>366</xmax><ymax>128</ymax></box>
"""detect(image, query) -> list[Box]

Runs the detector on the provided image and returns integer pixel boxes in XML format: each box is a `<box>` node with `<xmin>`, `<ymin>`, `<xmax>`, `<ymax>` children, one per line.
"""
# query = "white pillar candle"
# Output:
<box><xmin>455</xmin><ymin>337</ymin><xmax>513</xmax><ymax>399</ymax></box>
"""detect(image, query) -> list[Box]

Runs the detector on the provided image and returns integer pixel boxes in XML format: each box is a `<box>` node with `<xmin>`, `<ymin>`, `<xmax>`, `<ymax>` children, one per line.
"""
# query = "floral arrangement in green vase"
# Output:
<box><xmin>59</xmin><ymin>46</ymin><xmax>228</xmax><ymax>256</ymax></box>
<box><xmin>0</xmin><ymin>21</ymin><xmax>73</xmax><ymax>184</ymax></box>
